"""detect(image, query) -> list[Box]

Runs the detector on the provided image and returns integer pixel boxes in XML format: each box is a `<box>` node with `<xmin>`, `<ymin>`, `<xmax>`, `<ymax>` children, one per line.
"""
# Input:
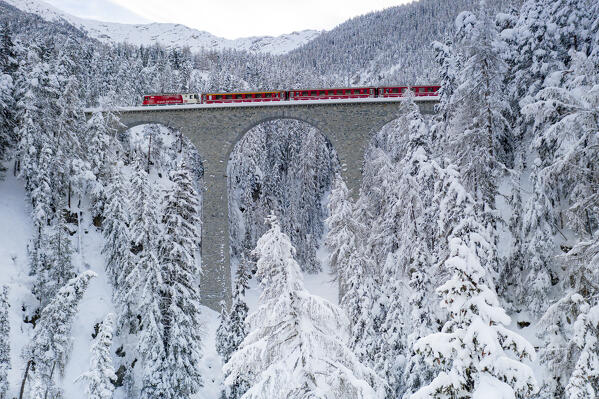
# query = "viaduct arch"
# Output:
<box><xmin>87</xmin><ymin>98</ymin><xmax>438</xmax><ymax>310</ymax></box>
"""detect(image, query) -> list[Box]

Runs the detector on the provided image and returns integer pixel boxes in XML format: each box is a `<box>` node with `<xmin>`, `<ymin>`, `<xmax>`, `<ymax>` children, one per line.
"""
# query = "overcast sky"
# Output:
<box><xmin>44</xmin><ymin>0</ymin><xmax>413</xmax><ymax>39</ymax></box>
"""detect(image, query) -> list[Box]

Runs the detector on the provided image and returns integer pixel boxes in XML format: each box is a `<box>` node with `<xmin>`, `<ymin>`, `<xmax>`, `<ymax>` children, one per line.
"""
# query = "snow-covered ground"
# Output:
<box><xmin>0</xmin><ymin>166</ymin><xmax>35</xmax><ymax>399</ymax></box>
<box><xmin>3</xmin><ymin>0</ymin><xmax>321</xmax><ymax>55</ymax></box>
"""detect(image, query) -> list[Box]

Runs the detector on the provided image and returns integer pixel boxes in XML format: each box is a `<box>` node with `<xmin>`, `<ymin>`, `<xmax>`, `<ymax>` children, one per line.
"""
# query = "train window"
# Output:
<box><xmin>225</xmin><ymin>95</ymin><xmax>232</xmax><ymax>99</ymax></box>
<box><xmin>265</xmin><ymin>93</ymin><xmax>271</xmax><ymax>98</ymax></box>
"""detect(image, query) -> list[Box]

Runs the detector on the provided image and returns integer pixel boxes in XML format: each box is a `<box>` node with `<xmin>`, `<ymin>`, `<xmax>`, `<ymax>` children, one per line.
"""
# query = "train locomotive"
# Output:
<box><xmin>142</xmin><ymin>85</ymin><xmax>440</xmax><ymax>106</ymax></box>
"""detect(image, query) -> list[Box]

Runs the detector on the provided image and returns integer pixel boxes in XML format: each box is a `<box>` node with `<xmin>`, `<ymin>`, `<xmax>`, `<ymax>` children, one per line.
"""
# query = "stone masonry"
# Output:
<box><xmin>88</xmin><ymin>98</ymin><xmax>438</xmax><ymax>311</ymax></box>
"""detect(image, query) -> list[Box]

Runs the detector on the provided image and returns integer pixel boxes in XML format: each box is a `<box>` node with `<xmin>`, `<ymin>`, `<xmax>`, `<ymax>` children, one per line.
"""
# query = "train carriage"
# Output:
<box><xmin>378</xmin><ymin>85</ymin><xmax>440</xmax><ymax>97</ymax></box>
<box><xmin>202</xmin><ymin>91</ymin><xmax>285</xmax><ymax>104</ymax></box>
<box><xmin>142</xmin><ymin>93</ymin><xmax>200</xmax><ymax>106</ymax></box>
<box><xmin>410</xmin><ymin>85</ymin><xmax>441</xmax><ymax>96</ymax></box>
<box><xmin>378</xmin><ymin>86</ymin><xmax>410</xmax><ymax>97</ymax></box>
<box><xmin>289</xmin><ymin>87</ymin><xmax>376</xmax><ymax>101</ymax></box>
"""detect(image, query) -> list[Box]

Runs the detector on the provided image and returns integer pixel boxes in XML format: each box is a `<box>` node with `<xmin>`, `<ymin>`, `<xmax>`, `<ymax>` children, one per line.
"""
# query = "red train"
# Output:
<box><xmin>142</xmin><ymin>85</ymin><xmax>440</xmax><ymax>106</ymax></box>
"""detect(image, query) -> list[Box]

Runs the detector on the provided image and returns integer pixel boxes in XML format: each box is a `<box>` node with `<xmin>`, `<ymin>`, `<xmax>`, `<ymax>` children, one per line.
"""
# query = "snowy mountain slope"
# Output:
<box><xmin>1</xmin><ymin>0</ymin><xmax>321</xmax><ymax>55</ymax></box>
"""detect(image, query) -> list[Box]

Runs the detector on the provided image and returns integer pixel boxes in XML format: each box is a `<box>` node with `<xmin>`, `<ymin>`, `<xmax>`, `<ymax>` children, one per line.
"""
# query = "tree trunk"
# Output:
<box><xmin>43</xmin><ymin>361</ymin><xmax>56</xmax><ymax>399</ymax></box>
<box><xmin>18</xmin><ymin>360</ymin><xmax>32</xmax><ymax>399</ymax></box>
<box><xmin>147</xmin><ymin>134</ymin><xmax>152</xmax><ymax>173</ymax></box>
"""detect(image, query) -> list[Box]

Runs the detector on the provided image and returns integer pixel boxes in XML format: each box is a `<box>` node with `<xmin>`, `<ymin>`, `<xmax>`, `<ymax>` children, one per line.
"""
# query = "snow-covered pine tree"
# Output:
<box><xmin>102</xmin><ymin>164</ymin><xmax>131</xmax><ymax>287</ymax></box>
<box><xmin>364</xmin><ymin>149</ymin><xmax>401</xmax><ymax>268</ymax></box>
<box><xmin>526</xmin><ymin>49</ymin><xmax>599</xmax><ymax>396</ymax></box>
<box><xmin>85</xmin><ymin>112</ymin><xmax>111</xmax><ymax>190</ymax></box>
<box><xmin>377</xmin><ymin>99</ymin><xmax>441</xmax><ymax>398</ymax></box>
<box><xmin>124</xmin><ymin>161</ymin><xmax>165</xmax><ymax>399</ymax></box>
<box><xmin>565</xmin><ymin>301</ymin><xmax>599</xmax><ymax>399</ymax></box>
<box><xmin>0</xmin><ymin>24</ymin><xmax>17</xmax><ymax>179</ymax></box>
<box><xmin>507</xmin><ymin>0</ymin><xmax>562</xmax><ymax>103</ymax></box>
<box><xmin>155</xmin><ymin>162</ymin><xmax>203</xmax><ymax>399</ymax></box>
<box><xmin>449</xmin><ymin>2</ymin><xmax>511</xmax><ymax>216</ymax></box>
<box><xmin>102</xmin><ymin>164</ymin><xmax>137</xmax><ymax>335</ymax></box>
<box><xmin>411</xmin><ymin>236</ymin><xmax>537</xmax><ymax>399</ymax></box>
<box><xmin>523</xmin><ymin>50</ymin><xmax>598</xmax><ymax>248</ymax></box>
<box><xmin>76</xmin><ymin>313</ymin><xmax>117</xmax><ymax>399</ymax></box>
<box><xmin>54</xmin><ymin>75</ymin><xmax>89</xmax><ymax>209</ymax></box>
<box><xmin>215</xmin><ymin>300</ymin><xmax>230</xmax><ymax>359</ymax></box>
<box><xmin>216</xmin><ymin>255</ymin><xmax>252</xmax><ymax>399</ymax></box>
<box><xmin>547</xmin><ymin>0</ymin><xmax>592</xmax><ymax>65</ymax></box>
<box><xmin>536</xmin><ymin>293</ymin><xmax>584</xmax><ymax>398</ymax></box>
<box><xmin>324</xmin><ymin>174</ymin><xmax>357</xmax><ymax>287</ymax></box>
<box><xmin>341</xmin><ymin>213</ymin><xmax>384</xmax><ymax>371</ymax></box>
<box><xmin>0</xmin><ymin>285</ymin><xmax>9</xmax><ymax>399</ymax></box>
<box><xmin>14</xmin><ymin>48</ymin><xmax>56</xmax><ymax>232</ymax></box>
<box><xmin>518</xmin><ymin>50</ymin><xmax>599</xmax><ymax>316</ymax></box>
<box><xmin>406</xmin><ymin>159</ymin><xmax>536</xmax><ymax>398</ymax></box>
<box><xmin>224</xmin><ymin>215</ymin><xmax>385</xmax><ymax>399</ymax></box>
<box><xmin>431</xmin><ymin>36</ymin><xmax>459</xmax><ymax>134</ymax></box>
<box><xmin>400</xmin><ymin>255</ymin><xmax>437</xmax><ymax>399</ymax></box>
<box><xmin>329</xmin><ymin>163</ymin><xmax>386</xmax><ymax>376</ymax></box>
<box><xmin>87</xmin><ymin>99</ymin><xmax>124</xmax><ymax>219</ymax></box>
<box><xmin>216</xmin><ymin>254</ymin><xmax>251</xmax><ymax>364</ymax></box>
<box><xmin>0</xmin><ymin>23</ymin><xmax>17</xmax><ymax>78</ymax></box>
<box><xmin>31</xmin><ymin>212</ymin><xmax>76</xmax><ymax>309</ymax></box>
<box><xmin>592</xmin><ymin>6</ymin><xmax>599</xmax><ymax>66</ymax></box>
<box><xmin>24</xmin><ymin>271</ymin><xmax>97</xmax><ymax>399</ymax></box>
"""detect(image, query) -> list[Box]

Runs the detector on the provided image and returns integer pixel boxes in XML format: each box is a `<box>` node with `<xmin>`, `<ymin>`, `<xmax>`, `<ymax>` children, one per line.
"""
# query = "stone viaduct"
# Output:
<box><xmin>86</xmin><ymin>97</ymin><xmax>438</xmax><ymax>311</ymax></box>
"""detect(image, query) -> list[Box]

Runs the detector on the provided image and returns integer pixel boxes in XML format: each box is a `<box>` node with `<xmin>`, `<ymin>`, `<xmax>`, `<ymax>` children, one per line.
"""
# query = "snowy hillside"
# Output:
<box><xmin>1</xmin><ymin>0</ymin><xmax>320</xmax><ymax>55</ymax></box>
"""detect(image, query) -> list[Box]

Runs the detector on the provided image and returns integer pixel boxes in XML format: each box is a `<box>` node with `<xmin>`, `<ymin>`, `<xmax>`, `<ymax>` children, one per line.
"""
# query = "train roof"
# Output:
<box><xmin>288</xmin><ymin>86</ymin><xmax>377</xmax><ymax>92</ymax></box>
<box><xmin>378</xmin><ymin>84</ymin><xmax>441</xmax><ymax>87</ymax></box>
<box><xmin>203</xmin><ymin>90</ymin><xmax>286</xmax><ymax>96</ymax></box>
<box><xmin>143</xmin><ymin>93</ymin><xmax>197</xmax><ymax>96</ymax></box>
